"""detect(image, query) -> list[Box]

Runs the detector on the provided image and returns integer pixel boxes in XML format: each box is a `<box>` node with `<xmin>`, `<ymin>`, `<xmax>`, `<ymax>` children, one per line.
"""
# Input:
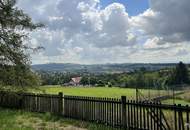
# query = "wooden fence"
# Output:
<box><xmin>0</xmin><ymin>91</ymin><xmax>190</xmax><ymax>130</ymax></box>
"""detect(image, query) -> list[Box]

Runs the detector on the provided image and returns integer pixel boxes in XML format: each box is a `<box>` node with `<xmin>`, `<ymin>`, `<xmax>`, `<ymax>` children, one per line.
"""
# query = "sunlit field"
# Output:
<box><xmin>162</xmin><ymin>99</ymin><xmax>190</xmax><ymax>105</ymax></box>
<box><xmin>35</xmin><ymin>85</ymin><xmax>173</xmax><ymax>100</ymax></box>
<box><xmin>3</xmin><ymin>85</ymin><xmax>190</xmax><ymax>104</ymax></box>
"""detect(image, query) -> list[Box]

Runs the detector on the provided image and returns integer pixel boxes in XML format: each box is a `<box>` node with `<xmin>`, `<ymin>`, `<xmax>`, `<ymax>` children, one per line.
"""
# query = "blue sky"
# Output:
<box><xmin>100</xmin><ymin>0</ymin><xmax>149</xmax><ymax>16</ymax></box>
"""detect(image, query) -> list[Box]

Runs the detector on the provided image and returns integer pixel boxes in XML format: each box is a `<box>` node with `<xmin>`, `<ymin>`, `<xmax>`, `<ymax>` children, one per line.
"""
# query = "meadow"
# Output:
<box><xmin>2</xmin><ymin>85</ymin><xmax>190</xmax><ymax>105</ymax></box>
<box><xmin>4</xmin><ymin>85</ymin><xmax>190</xmax><ymax>105</ymax></box>
<box><xmin>34</xmin><ymin>85</ymin><xmax>190</xmax><ymax>105</ymax></box>
<box><xmin>36</xmin><ymin>85</ymin><xmax>171</xmax><ymax>99</ymax></box>
<box><xmin>162</xmin><ymin>98</ymin><xmax>190</xmax><ymax>105</ymax></box>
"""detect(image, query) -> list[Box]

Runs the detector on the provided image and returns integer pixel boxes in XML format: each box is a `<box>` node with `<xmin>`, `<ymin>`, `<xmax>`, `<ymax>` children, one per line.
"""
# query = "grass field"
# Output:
<box><xmin>37</xmin><ymin>86</ymin><xmax>190</xmax><ymax>105</ymax></box>
<box><xmin>3</xmin><ymin>85</ymin><xmax>190</xmax><ymax>105</ymax></box>
<box><xmin>35</xmin><ymin>85</ymin><xmax>173</xmax><ymax>100</ymax></box>
<box><xmin>162</xmin><ymin>99</ymin><xmax>190</xmax><ymax>105</ymax></box>
<box><xmin>176</xmin><ymin>91</ymin><xmax>190</xmax><ymax>102</ymax></box>
<box><xmin>0</xmin><ymin>107</ymin><xmax>115</xmax><ymax>130</ymax></box>
<box><xmin>162</xmin><ymin>90</ymin><xmax>190</xmax><ymax>105</ymax></box>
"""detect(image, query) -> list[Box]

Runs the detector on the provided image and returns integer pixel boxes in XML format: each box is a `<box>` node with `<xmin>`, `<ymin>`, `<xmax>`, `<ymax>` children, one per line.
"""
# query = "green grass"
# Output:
<box><xmin>3</xmin><ymin>85</ymin><xmax>186</xmax><ymax>102</ymax></box>
<box><xmin>0</xmin><ymin>107</ymin><xmax>74</xmax><ymax>130</ymax></box>
<box><xmin>39</xmin><ymin>86</ymin><xmax>190</xmax><ymax>105</ymax></box>
<box><xmin>162</xmin><ymin>99</ymin><xmax>190</xmax><ymax>105</ymax></box>
<box><xmin>36</xmin><ymin>85</ymin><xmax>170</xmax><ymax>99</ymax></box>
<box><xmin>0</xmin><ymin>107</ymin><xmax>117</xmax><ymax>130</ymax></box>
<box><xmin>176</xmin><ymin>91</ymin><xmax>190</xmax><ymax>102</ymax></box>
<box><xmin>162</xmin><ymin>89</ymin><xmax>190</xmax><ymax>105</ymax></box>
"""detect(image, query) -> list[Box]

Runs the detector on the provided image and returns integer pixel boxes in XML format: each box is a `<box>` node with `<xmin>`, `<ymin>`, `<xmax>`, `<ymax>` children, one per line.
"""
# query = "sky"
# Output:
<box><xmin>100</xmin><ymin>0</ymin><xmax>149</xmax><ymax>16</ymax></box>
<box><xmin>17</xmin><ymin>0</ymin><xmax>190</xmax><ymax>65</ymax></box>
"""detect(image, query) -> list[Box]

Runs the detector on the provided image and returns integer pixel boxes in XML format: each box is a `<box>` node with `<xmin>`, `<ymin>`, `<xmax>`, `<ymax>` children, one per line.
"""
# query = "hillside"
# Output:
<box><xmin>32</xmin><ymin>63</ymin><xmax>176</xmax><ymax>74</ymax></box>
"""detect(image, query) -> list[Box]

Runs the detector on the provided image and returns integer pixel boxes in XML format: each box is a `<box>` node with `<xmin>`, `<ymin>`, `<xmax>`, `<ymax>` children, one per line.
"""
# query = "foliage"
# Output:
<box><xmin>80</xmin><ymin>75</ymin><xmax>98</xmax><ymax>86</ymax></box>
<box><xmin>0</xmin><ymin>65</ymin><xmax>41</xmax><ymax>88</ymax></box>
<box><xmin>36</xmin><ymin>63</ymin><xmax>190</xmax><ymax>89</ymax></box>
<box><xmin>36</xmin><ymin>71</ymin><xmax>164</xmax><ymax>89</ymax></box>
<box><xmin>168</xmin><ymin>61</ymin><xmax>189</xmax><ymax>85</ymax></box>
<box><xmin>0</xmin><ymin>0</ymin><xmax>43</xmax><ymax>87</ymax></box>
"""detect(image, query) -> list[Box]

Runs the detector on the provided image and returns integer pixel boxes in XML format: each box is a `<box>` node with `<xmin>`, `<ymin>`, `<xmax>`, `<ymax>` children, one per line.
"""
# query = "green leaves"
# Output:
<box><xmin>168</xmin><ymin>62</ymin><xmax>189</xmax><ymax>86</ymax></box>
<box><xmin>0</xmin><ymin>0</ymin><xmax>43</xmax><ymax>87</ymax></box>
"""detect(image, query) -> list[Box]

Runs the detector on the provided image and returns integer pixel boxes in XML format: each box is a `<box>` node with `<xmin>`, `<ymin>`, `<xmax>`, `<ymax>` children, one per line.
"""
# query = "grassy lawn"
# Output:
<box><xmin>162</xmin><ymin>99</ymin><xmax>190</xmax><ymax>105</ymax></box>
<box><xmin>39</xmin><ymin>86</ymin><xmax>190</xmax><ymax>105</ymax></box>
<box><xmin>2</xmin><ymin>85</ymin><xmax>187</xmax><ymax>102</ymax></box>
<box><xmin>0</xmin><ymin>107</ymin><xmax>83</xmax><ymax>130</ymax></box>
<box><xmin>176</xmin><ymin>91</ymin><xmax>190</xmax><ymax>102</ymax></box>
<box><xmin>35</xmin><ymin>85</ymin><xmax>172</xmax><ymax>99</ymax></box>
<box><xmin>161</xmin><ymin>89</ymin><xmax>190</xmax><ymax>105</ymax></box>
<box><xmin>0</xmin><ymin>107</ymin><xmax>116</xmax><ymax>130</ymax></box>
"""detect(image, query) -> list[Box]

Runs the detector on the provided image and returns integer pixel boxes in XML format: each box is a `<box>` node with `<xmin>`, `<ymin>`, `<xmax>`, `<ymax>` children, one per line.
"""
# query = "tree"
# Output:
<box><xmin>0</xmin><ymin>0</ymin><xmax>43</xmax><ymax>87</ymax></box>
<box><xmin>97</xmin><ymin>80</ymin><xmax>105</xmax><ymax>87</ymax></box>
<box><xmin>135</xmin><ymin>72</ymin><xmax>145</xmax><ymax>88</ymax></box>
<box><xmin>0</xmin><ymin>65</ymin><xmax>41</xmax><ymax>87</ymax></box>
<box><xmin>81</xmin><ymin>76</ymin><xmax>89</xmax><ymax>85</ymax></box>
<box><xmin>170</xmin><ymin>62</ymin><xmax>189</xmax><ymax>85</ymax></box>
<box><xmin>107</xmin><ymin>82</ymin><xmax>112</xmax><ymax>87</ymax></box>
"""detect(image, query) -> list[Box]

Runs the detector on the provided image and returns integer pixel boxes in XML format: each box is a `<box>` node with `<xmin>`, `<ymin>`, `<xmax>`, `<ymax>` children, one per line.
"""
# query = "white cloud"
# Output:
<box><xmin>175</xmin><ymin>48</ymin><xmax>188</xmax><ymax>56</ymax></box>
<box><xmin>132</xmin><ymin>0</ymin><xmax>190</xmax><ymax>43</ymax></box>
<box><xmin>17</xmin><ymin>0</ymin><xmax>190</xmax><ymax>64</ymax></box>
<box><xmin>143</xmin><ymin>37</ymin><xmax>172</xmax><ymax>50</ymax></box>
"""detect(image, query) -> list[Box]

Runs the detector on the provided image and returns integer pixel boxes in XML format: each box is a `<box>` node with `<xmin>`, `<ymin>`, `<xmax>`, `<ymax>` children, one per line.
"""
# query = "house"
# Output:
<box><xmin>61</xmin><ymin>77</ymin><xmax>82</xmax><ymax>86</ymax></box>
<box><xmin>70</xmin><ymin>77</ymin><xmax>82</xmax><ymax>86</ymax></box>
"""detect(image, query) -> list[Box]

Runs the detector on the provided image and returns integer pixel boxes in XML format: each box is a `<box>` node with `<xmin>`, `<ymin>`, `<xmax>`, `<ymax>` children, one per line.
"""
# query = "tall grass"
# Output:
<box><xmin>0</xmin><ymin>107</ymin><xmax>118</xmax><ymax>130</ymax></box>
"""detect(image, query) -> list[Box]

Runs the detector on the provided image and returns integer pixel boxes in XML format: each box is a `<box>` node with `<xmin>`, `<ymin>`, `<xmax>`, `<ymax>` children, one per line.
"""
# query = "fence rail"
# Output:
<box><xmin>0</xmin><ymin>91</ymin><xmax>190</xmax><ymax>130</ymax></box>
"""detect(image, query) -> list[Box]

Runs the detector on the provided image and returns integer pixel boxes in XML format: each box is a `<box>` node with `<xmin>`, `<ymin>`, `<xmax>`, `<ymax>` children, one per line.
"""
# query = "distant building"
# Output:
<box><xmin>62</xmin><ymin>77</ymin><xmax>82</xmax><ymax>86</ymax></box>
<box><xmin>70</xmin><ymin>77</ymin><xmax>82</xmax><ymax>86</ymax></box>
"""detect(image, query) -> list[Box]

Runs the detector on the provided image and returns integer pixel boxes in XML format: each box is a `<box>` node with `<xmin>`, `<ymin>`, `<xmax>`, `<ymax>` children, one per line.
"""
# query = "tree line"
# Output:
<box><xmin>37</xmin><ymin>62</ymin><xmax>190</xmax><ymax>89</ymax></box>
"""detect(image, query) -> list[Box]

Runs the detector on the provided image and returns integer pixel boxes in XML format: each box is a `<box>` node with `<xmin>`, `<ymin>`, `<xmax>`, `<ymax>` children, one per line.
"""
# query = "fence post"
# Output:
<box><xmin>121</xmin><ymin>96</ymin><xmax>127</xmax><ymax>130</ymax></box>
<box><xmin>18</xmin><ymin>93</ymin><xmax>23</xmax><ymax>109</ymax></box>
<box><xmin>174</xmin><ymin>104</ymin><xmax>177</xmax><ymax>130</ymax></box>
<box><xmin>178</xmin><ymin>104</ymin><xmax>185</xmax><ymax>130</ymax></box>
<box><xmin>58</xmin><ymin>92</ymin><xmax>63</xmax><ymax>115</ymax></box>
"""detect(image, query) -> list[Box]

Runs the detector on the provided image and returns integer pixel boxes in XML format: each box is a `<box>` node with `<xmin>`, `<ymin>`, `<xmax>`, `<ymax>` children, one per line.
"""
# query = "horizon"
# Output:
<box><xmin>32</xmin><ymin>62</ymin><xmax>186</xmax><ymax>66</ymax></box>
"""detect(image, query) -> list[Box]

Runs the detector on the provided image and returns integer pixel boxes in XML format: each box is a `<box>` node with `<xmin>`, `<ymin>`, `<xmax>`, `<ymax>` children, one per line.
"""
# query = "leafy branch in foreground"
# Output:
<box><xmin>0</xmin><ymin>0</ymin><xmax>44</xmax><ymax>87</ymax></box>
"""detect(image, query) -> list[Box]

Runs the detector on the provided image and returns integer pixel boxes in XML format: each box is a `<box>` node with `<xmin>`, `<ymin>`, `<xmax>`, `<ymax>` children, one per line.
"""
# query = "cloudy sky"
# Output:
<box><xmin>17</xmin><ymin>0</ymin><xmax>190</xmax><ymax>64</ymax></box>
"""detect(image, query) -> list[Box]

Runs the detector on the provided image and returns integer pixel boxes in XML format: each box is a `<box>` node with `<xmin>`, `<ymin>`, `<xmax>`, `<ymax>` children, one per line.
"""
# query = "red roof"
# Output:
<box><xmin>71</xmin><ymin>77</ymin><xmax>82</xmax><ymax>84</ymax></box>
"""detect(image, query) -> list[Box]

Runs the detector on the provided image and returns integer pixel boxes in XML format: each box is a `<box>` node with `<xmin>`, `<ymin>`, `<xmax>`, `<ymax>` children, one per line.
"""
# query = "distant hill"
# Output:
<box><xmin>32</xmin><ymin>63</ymin><xmax>176</xmax><ymax>74</ymax></box>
